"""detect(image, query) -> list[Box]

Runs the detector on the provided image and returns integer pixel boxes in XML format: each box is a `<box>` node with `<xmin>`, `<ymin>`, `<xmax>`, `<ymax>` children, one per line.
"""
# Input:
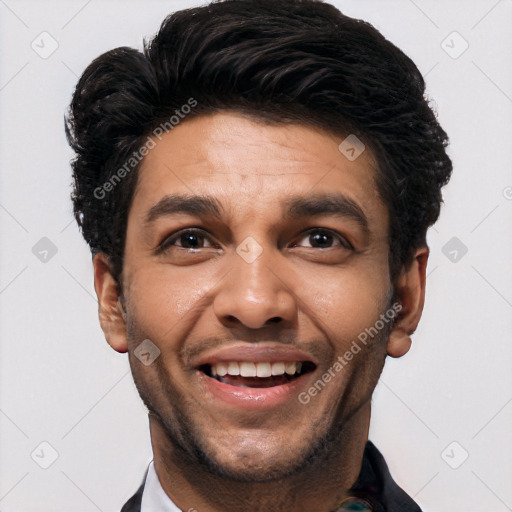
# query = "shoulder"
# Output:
<box><xmin>120</xmin><ymin>476</ymin><xmax>145</xmax><ymax>512</ymax></box>
<box><xmin>354</xmin><ymin>441</ymin><xmax>423</xmax><ymax>512</ymax></box>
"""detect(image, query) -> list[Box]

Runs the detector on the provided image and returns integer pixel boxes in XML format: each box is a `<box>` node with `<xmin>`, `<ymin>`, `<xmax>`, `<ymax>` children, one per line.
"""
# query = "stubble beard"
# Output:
<box><xmin>128</xmin><ymin>338</ymin><xmax>389</xmax><ymax>484</ymax></box>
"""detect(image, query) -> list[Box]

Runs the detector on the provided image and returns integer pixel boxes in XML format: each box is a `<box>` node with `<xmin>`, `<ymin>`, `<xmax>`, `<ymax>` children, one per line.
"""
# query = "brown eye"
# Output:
<box><xmin>159</xmin><ymin>228</ymin><xmax>216</xmax><ymax>252</ymax></box>
<box><xmin>176</xmin><ymin>232</ymin><xmax>207</xmax><ymax>249</ymax></box>
<box><xmin>294</xmin><ymin>229</ymin><xmax>352</xmax><ymax>250</ymax></box>
<box><xmin>308</xmin><ymin>231</ymin><xmax>334</xmax><ymax>248</ymax></box>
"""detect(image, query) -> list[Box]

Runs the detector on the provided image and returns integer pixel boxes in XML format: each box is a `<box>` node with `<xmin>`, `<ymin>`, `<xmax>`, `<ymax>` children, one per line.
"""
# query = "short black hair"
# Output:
<box><xmin>65</xmin><ymin>0</ymin><xmax>452</xmax><ymax>287</ymax></box>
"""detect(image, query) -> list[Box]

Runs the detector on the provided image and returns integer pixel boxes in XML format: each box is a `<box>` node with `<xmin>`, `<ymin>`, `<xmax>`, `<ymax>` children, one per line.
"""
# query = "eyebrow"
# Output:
<box><xmin>144</xmin><ymin>194</ymin><xmax>224</xmax><ymax>225</ymax></box>
<box><xmin>144</xmin><ymin>193</ymin><xmax>369</xmax><ymax>234</ymax></box>
<box><xmin>283</xmin><ymin>194</ymin><xmax>369</xmax><ymax>234</ymax></box>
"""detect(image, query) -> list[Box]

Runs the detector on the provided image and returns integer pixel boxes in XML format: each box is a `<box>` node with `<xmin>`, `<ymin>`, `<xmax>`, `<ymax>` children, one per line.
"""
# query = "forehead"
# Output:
<box><xmin>131</xmin><ymin>112</ymin><xmax>386</xmax><ymax>229</ymax></box>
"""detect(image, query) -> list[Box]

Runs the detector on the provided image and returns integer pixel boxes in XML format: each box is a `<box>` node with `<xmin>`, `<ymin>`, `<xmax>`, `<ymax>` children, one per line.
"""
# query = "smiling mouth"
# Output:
<box><xmin>198</xmin><ymin>361</ymin><xmax>316</xmax><ymax>388</ymax></box>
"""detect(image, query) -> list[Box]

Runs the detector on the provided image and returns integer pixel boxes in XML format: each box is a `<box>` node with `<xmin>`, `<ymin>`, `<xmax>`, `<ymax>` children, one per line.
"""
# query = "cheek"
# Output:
<box><xmin>124</xmin><ymin>246</ymin><xmax>391</xmax><ymax>350</ymax></box>
<box><xmin>302</xmin><ymin>264</ymin><xmax>390</xmax><ymax>350</ymax></box>
<box><xmin>125</xmin><ymin>264</ymin><xmax>218</xmax><ymax>342</ymax></box>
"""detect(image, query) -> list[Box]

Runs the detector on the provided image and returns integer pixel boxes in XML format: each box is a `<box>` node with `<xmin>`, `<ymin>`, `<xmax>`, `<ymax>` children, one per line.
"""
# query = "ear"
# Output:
<box><xmin>387</xmin><ymin>246</ymin><xmax>429</xmax><ymax>358</ymax></box>
<box><xmin>93</xmin><ymin>252</ymin><xmax>128</xmax><ymax>353</ymax></box>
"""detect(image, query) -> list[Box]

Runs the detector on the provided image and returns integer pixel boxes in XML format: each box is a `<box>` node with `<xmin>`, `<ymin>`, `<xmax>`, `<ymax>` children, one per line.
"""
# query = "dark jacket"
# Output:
<box><xmin>121</xmin><ymin>441</ymin><xmax>422</xmax><ymax>512</ymax></box>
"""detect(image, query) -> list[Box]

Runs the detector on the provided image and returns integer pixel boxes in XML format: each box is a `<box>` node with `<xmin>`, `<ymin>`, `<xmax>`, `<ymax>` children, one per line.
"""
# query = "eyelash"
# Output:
<box><xmin>158</xmin><ymin>228</ymin><xmax>216</xmax><ymax>253</ymax></box>
<box><xmin>157</xmin><ymin>227</ymin><xmax>353</xmax><ymax>253</ymax></box>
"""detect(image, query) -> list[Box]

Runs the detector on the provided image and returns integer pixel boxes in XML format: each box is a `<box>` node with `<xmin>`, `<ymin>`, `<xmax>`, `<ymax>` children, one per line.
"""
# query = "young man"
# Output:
<box><xmin>65</xmin><ymin>1</ymin><xmax>452</xmax><ymax>510</ymax></box>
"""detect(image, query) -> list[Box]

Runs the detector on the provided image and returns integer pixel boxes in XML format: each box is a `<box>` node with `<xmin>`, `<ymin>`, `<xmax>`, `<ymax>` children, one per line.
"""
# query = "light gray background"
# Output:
<box><xmin>0</xmin><ymin>1</ymin><xmax>511</xmax><ymax>511</ymax></box>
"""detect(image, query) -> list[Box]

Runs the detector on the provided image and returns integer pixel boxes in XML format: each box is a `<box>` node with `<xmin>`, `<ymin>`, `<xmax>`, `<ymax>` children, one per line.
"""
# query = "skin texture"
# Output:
<box><xmin>93</xmin><ymin>112</ymin><xmax>428</xmax><ymax>512</ymax></box>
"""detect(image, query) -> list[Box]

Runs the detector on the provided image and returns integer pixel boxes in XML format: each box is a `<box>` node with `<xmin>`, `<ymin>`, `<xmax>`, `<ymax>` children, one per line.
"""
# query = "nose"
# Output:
<box><xmin>212</xmin><ymin>246</ymin><xmax>298</xmax><ymax>330</ymax></box>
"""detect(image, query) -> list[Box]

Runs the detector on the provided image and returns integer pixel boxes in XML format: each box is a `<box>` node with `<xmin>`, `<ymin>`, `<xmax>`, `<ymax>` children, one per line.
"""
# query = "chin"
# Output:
<box><xmin>183</xmin><ymin>422</ymin><xmax>337</xmax><ymax>483</ymax></box>
<box><xmin>198</xmin><ymin>447</ymin><xmax>310</xmax><ymax>482</ymax></box>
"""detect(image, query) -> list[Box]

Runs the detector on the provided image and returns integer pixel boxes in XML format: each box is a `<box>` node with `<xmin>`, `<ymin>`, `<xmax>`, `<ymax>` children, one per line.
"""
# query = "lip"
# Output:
<box><xmin>192</xmin><ymin>343</ymin><xmax>318</xmax><ymax>367</ymax></box>
<box><xmin>197</xmin><ymin>369</ymin><xmax>313</xmax><ymax>410</ymax></box>
<box><xmin>192</xmin><ymin>343</ymin><xmax>318</xmax><ymax>411</ymax></box>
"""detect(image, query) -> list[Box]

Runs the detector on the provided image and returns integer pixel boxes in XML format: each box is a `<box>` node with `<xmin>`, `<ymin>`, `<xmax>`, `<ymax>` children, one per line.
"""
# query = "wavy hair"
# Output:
<box><xmin>65</xmin><ymin>0</ymin><xmax>452</xmax><ymax>285</ymax></box>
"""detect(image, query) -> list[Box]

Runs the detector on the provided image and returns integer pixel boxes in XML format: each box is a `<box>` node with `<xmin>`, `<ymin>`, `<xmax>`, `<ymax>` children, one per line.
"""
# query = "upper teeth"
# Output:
<box><xmin>211</xmin><ymin>361</ymin><xmax>302</xmax><ymax>378</ymax></box>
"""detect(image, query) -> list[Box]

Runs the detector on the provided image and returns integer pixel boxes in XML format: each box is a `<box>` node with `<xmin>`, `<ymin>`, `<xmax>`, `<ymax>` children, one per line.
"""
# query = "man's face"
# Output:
<box><xmin>121</xmin><ymin>112</ymin><xmax>393</xmax><ymax>480</ymax></box>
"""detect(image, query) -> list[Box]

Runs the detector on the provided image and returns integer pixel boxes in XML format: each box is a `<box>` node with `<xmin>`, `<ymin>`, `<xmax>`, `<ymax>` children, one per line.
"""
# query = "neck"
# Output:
<box><xmin>149</xmin><ymin>404</ymin><xmax>371</xmax><ymax>512</ymax></box>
